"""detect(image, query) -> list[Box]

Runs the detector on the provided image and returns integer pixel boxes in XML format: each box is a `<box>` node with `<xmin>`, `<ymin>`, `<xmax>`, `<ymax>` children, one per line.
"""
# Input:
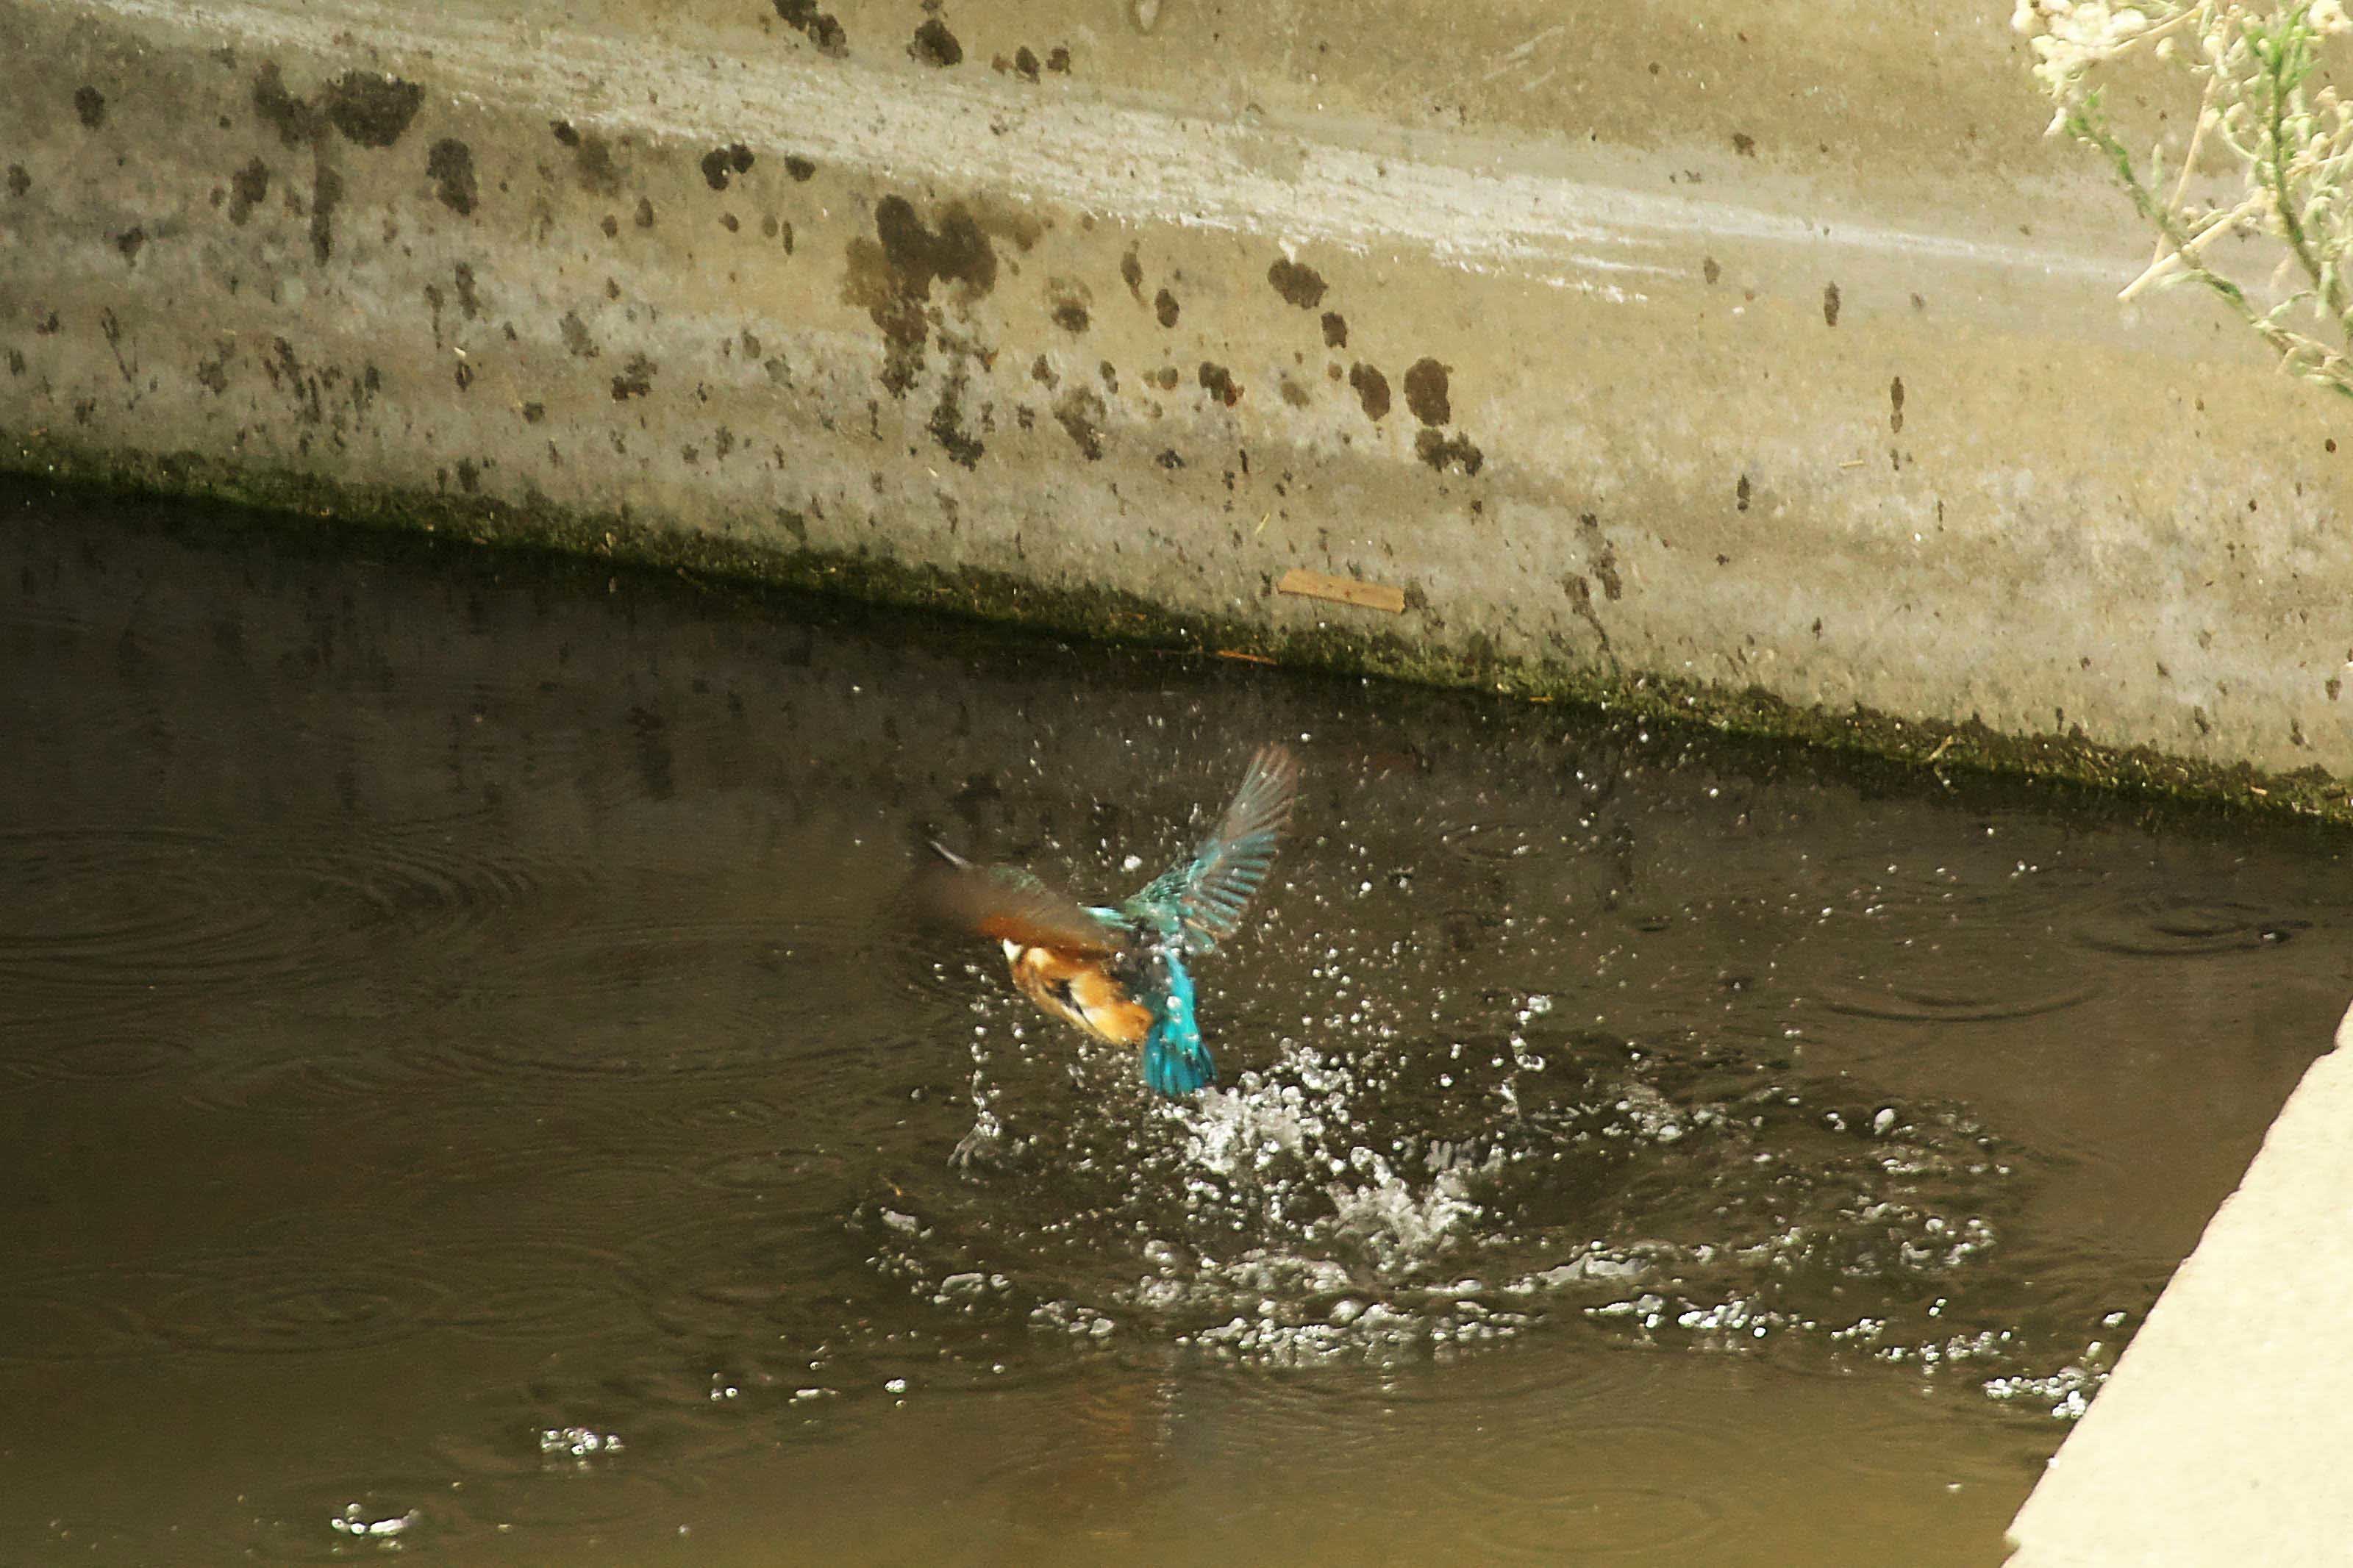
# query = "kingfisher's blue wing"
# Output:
<box><xmin>1140</xmin><ymin>946</ymin><xmax>1215</xmax><ymax>1097</ymax></box>
<box><xmin>1129</xmin><ymin>744</ymin><xmax>1299</xmax><ymax>952</ymax></box>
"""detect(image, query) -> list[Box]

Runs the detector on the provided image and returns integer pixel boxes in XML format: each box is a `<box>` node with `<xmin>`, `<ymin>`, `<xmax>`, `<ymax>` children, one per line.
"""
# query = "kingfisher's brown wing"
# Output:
<box><xmin>915</xmin><ymin>846</ymin><xmax>1129</xmax><ymax>958</ymax></box>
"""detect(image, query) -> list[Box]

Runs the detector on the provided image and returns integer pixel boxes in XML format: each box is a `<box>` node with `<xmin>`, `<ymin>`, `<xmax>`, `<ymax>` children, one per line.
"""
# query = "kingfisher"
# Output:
<box><xmin>920</xmin><ymin>744</ymin><xmax>1299</xmax><ymax>1098</ymax></box>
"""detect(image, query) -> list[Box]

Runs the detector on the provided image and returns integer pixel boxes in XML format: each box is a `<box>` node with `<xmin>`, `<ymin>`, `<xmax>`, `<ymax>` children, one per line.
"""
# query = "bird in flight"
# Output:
<box><xmin>921</xmin><ymin>744</ymin><xmax>1300</xmax><ymax>1098</ymax></box>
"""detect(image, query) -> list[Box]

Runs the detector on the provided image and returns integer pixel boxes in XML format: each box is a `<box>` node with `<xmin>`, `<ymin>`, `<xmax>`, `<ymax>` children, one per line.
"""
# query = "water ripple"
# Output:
<box><xmin>2074</xmin><ymin>894</ymin><xmax>2315</xmax><ymax>957</ymax></box>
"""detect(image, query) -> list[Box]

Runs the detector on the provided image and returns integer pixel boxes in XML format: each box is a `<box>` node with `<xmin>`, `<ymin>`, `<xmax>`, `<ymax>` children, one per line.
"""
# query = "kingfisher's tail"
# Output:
<box><xmin>1140</xmin><ymin>947</ymin><xmax>1215</xmax><ymax>1098</ymax></box>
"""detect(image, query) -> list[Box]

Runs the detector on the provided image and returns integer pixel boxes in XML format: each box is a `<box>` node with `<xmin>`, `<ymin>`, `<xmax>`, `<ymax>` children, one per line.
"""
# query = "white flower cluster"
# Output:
<box><xmin>2013</xmin><ymin>0</ymin><xmax>2175</xmax><ymax>104</ymax></box>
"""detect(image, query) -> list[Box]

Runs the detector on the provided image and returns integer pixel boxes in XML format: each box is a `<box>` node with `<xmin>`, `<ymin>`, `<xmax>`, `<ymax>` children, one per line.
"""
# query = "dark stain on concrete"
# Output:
<box><xmin>1198</xmin><ymin>362</ymin><xmax>1241</xmax><ymax>407</ymax></box>
<box><xmin>1054</xmin><ymin>387</ymin><xmax>1107</xmax><ymax>459</ymax></box>
<box><xmin>5</xmin><ymin>165</ymin><xmax>27</xmax><ymax>198</ymax></box>
<box><xmin>1321</xmin><ymin>310</ymin><xmax>1346</xmax><ymax>348</ymax></box>
<box><xmin>309</xmin><ymin>165</ymin><xmax>343</xmax><ymax>262</ymax></box>
<box><xmin>701</xmin><ymin>143</ymin><xmax>754</xmax><ymax>191</ymax></box>
<box><xmin>1890</xmin><ymin>375</ymin><xmax>1905</xmax><ymax>434</ymax></box>
<box><xmin>1098</xmin><ymin>360</ymin><xmax>1118</xmax><ymax>392</ymax></box>
<box><xmin>602</xmin><ymin>213</ymin><xmax>621</xmax><ymax>237</ymax></box>
<box><xmin>227</xmin><ymin>158</ymin><xmax>270</xmax><ymax>224</ymax></box>
<box><xmin>1402</xmin><ymin>358</ymin><xmax>1451</xmax><ymax>426</ymax></box>
<box><xmin>1415</xmin><ymin>429</ymin><xmax>1482</xmax><ymax>475</ymax></box>
<box><xmin>521</xmin><ymin>401</ymin><xmax>546</xmax><ymax>423</ymax></box>
<box><xmin>1049</xmin><ymin>279</ymin><xmax>1092</xmax><ymax>333</ymax></box>
<box><xmin>1151</xmin><ymin>365</ymin><xmax>1179</xmax><ymax>390</ymax></box>
<box><xmin>454</xmin><ymin>362</ymin><xmax>475</xmax><ymax>390</ymax></box>
<box><xmin>785</xmin><ymin>154</ymin><xmax>817</xmax><ymax>182</ymax></box>
<box><xmin>610</xmin><ymin>353</ymin><xmax>656</xmax><ymax>400</ymax></box>
<box><xmin>1702</xmin><ymin>256</ymin><xmax>1721</xmax><ymax>284</ymax></box>
<box><xmin>195</xmin><ymin>346</ymin><xmax>231</xmax><ymax>394</ymax></box>
<box><xmin>1732</xmin><ymin>132</ymin><xmax>1757</xmax><ymax>157</ymax></box>
<box><xmin>320</xmin><ymin>71</ymin><xmax>424</xmax><ymax>148</ymax></box>
<box><xmin>1268</xmin><ymin>257</ymin><xmax>1327</xmax><ymax>309</ymax></box>
<box><xmin>428</xmin><ymin>139</ymin><xmax>477</xmax><ymax>215</ymax></box>
<box><xmin>842</xmin><ymin>195</ymin><xmax>998</xmax><ymax>397</ymax></box>
<box><xmin>1120</xmin><ymin>248</ymin><xmax>1144</xmax><ymax>301</ymax></box>
<box><xmin>9</xmin><ymin>348</ymin><xmax>28</xmax><ymax>376</ymax></box>
<box><xmin>1155</xmin><ymin>448</ymin><xmax>1184</xmax><ymax>469</ymax></box>
<box><xmin>97</xmin><ymin>307</ymin><xmax>137</xmax><ymax>393</ymax></box>
<box><xmin>253</xmin><ymin>65</ymin><xmax>313</xmax><ymax>146</ymax></box>
<box><xmin>1565</xmin><ymin>574</ymin><xmax>1613</xmax><ymax>655</ymax></box>
<box><xmin>115</xmin><ymin>226</ymin><xmax>146</xmax><ymax>265</ymax></box>
<box><xmin>1029</xmin><ymin>354</ymin><xmax>1057</xmax><ymax>387</ymax></box>
<box><xmin>1823</xmin><ymin>282</ymin><xmax>1841</xmax><ymax>327</ymax></box>
<box><xmin>1736</xmin><ymin>473</ymin><xmax>1752</xmax><ymax>512</ymax></box>
<box><xmin>259</xmin><ymin>335</ymin><xmax>326</xmax><ymax>426</ymax></box>
<box><xmin>1004</xmin><ymin>46</ymin><xmax>1041</xmax><ymax>81</ymax></box>
<box><xmin>635</xmin><ymin>196</ymin><xmax>657</xmax><ymax>228</ymax></box>
<box><xmin>774</xmin><ymin>0</ymin><xmax>849</xmax><ymax>57</ymax></box>
<box><xmin>910</xmin><ymin>18</ymin><xmax>963</xmax><ymax>66</ymax></box>
<box><xmin>928</xmin><ymin>373</ymin><xmax>985</xmax><ymax>468</ymax></box>
<box><xmin>1579</xmin><ymin>512</ymin><xmax>1622</xmax><ymax>599</ymax></box>
<box><xmin>1048</xmin><ymin>45</ymin><xmax>1071</xmax><ymax>71</ymax></box>
<box><xmin>453</xmin><ymin>262</ymin><xmax>482</xmax><ymax>318</ymax></box>
<box><xmin>254</xmin><ymin>65</ymin><xmax>424</xmax><ymax>151</ymax></box>
<box><xmin>74</xmin><ymin>86</ymin><xmax>106</xmax><ymax>130</ymax></box>
<box><xmin>574</xmin><ymin>135</ymin><xmax>624</xmax><ymax>196</ymax></box>
<box><xmin>1348</xmin><ymin>362</ymin><xmax>1390</xmax><ymax>420</ymax></box>
<box><xmin>560</xmin><ymin>309</ymin><xmax>599</xmax><ymax>358</ymax></box>
<box><xmin>549</xmin><ymin>122</ymin><xmax>621</xmax><ymax>193</ymax></box>
<box><xmin>1154</xmin><ymin>287</ymin><xmax>1179</xmax><ymax>329</ymax></box>
<box><xmin>1279</xmin><ymin>376</ymin><xmax>1310</xmax><ymax>408</ymax></box>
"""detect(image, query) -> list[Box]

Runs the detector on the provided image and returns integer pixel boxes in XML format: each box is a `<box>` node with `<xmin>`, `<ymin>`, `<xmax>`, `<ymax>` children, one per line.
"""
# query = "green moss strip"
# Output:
<box><xmin>7</xmin><ymin>429</ymin><xmax>2349</xmax><ymax>831</ymax></box>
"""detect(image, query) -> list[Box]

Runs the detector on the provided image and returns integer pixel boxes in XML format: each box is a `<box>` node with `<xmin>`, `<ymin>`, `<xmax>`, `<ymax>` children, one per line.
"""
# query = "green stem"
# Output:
<box><xmin>2075</xmin><ymin>108</ymin><xmax>2353</xmax><ymax>398</ymax></box>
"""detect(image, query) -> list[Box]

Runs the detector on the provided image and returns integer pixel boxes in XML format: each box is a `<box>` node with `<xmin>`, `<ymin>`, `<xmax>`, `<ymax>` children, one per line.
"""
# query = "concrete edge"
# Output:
<box><xmin>2004</xmin><ymin>998</ymin><xmax>2353</xmax><ymax>1567</ymax></box>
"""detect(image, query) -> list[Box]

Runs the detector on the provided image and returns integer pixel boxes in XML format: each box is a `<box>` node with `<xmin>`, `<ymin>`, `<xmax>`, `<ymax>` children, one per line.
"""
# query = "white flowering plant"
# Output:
<box><xmin>2017</xmin><ymin>0</ymin><xmax>2353</xmax><ymax>396</ymax></box>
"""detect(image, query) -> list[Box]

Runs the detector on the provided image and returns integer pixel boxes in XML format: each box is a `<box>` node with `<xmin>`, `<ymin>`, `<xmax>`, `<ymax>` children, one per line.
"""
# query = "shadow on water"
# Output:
<box><xmin>2</xmin><ymin>479</ymin><xmax>2349</xmax><ymax>1564</ymax></box>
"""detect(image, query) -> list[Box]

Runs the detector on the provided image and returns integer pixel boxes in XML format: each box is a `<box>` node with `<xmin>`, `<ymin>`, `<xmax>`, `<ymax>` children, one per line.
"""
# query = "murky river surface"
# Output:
<box><xmin>4</xmin><ymin>481</ymin><xmax>2349</xmax><ymax>1564</ymax></box>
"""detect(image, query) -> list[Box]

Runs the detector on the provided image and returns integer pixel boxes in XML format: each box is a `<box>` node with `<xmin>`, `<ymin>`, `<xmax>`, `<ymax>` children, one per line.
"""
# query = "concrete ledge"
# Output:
<box><xmin>2007</xmin><ymin>1000</ymin><xmax>2353</xmax><ymax>1566</ymax></box>
<box><xmin>4</xmin><ymin>0</ymin><xmax>2352</xmax><ymax>815</ymax></box>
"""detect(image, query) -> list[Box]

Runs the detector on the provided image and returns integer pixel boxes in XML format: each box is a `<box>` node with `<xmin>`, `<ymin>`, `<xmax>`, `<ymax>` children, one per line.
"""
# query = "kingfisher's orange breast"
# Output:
<box><xmin>1007</xmin><ymin>945</ymin><xmax>1153</xmax><ymax>1047</ymax></box>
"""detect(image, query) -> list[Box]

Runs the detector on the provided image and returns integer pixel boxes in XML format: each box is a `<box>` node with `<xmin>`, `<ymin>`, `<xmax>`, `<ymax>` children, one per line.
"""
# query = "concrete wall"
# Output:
<box><xmin>4</xmin><ymin>0</ymin><xmax>2350</xmax><ymax>814</ymax></box>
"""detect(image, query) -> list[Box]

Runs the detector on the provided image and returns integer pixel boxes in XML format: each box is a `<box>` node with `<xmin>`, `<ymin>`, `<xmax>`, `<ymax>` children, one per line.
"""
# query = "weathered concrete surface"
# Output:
<box><xmin>2007</xmin><ymin>1000</ymin><xmax>2353</xmax><ymax>1567</ymax></box>
<box><xmin>2</xmin><ymin>0</ymin><xmax>2350</xmax><ymax>812</ymax></box>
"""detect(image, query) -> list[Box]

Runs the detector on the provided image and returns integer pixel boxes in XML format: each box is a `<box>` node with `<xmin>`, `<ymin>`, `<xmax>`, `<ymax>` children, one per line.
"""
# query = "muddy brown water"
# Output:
<box><xmin>3</xmin><ymin>480</ymin><xmax>2347</xmax><ymax>1564</ymax></box>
